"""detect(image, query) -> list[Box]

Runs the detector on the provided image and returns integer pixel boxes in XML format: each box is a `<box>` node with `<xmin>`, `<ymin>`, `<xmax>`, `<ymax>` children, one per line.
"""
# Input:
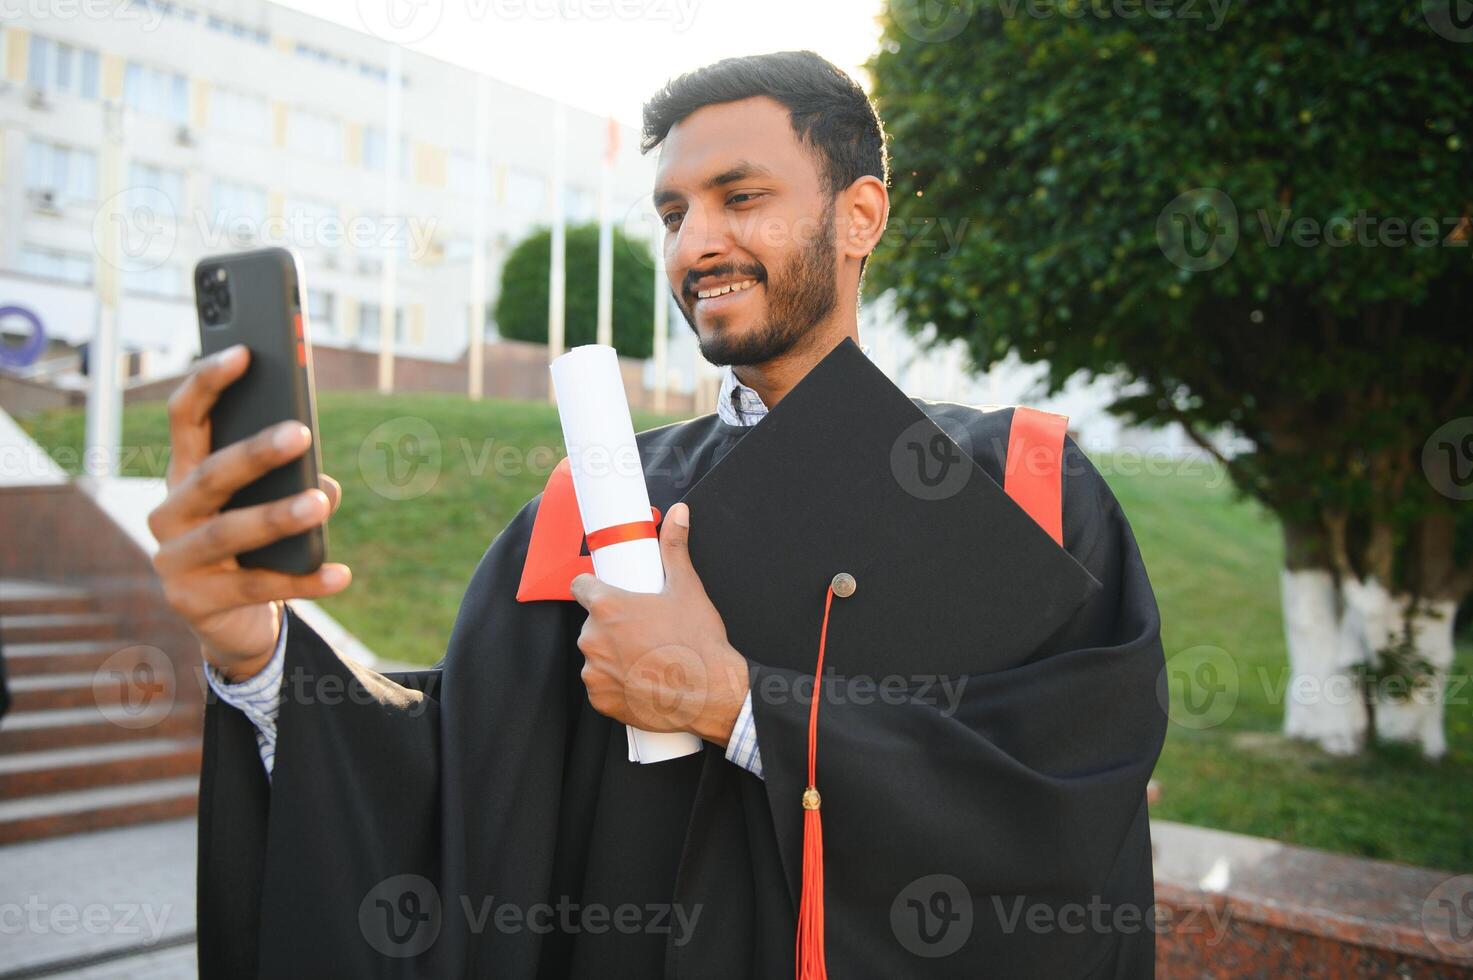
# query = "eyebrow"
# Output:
<box><xmin>653</xmin><ymin>160</ymin><xmax>776</xmax><ymax>208</ymax></box>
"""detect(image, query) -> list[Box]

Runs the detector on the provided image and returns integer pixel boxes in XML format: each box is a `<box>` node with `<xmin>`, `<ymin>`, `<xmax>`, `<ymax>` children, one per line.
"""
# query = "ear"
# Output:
<box><xmin>841</xmin><ymin>175</ymin><xmax>889</xmax><ymax>265</ymax></box>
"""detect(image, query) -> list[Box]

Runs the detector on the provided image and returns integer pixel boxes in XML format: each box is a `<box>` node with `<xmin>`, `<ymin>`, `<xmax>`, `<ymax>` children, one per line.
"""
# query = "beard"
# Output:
<box><xmin>675</xmin><ymin>199</ymin><xmax>839</xmax><ymax>368</ymax></box>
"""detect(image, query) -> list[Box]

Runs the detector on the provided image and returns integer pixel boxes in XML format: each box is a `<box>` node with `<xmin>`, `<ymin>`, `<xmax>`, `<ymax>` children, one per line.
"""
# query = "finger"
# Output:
<box><xmin>165</xmin><ymin>345</ymin><xmax>251</xmax><ymax>487</ymax></box>
<box><xmin>571</xmin><ymin>573</ymin><xmax>637</xmax><ymax>614</ymax></box>
<box><xmin>153</xmin><ymin>488</ymin><xmax>331</xmax><ymax>576</ymax></box>
<box><xmin>185</xmin><ymin>563</ymin><xmax>352</xmax><ymax>618</ymax></box>
<box><xmin>169</xmin><ymin>419</ymin><xmax>311</xmax><ymax>525</ymax></box>
<box><xmin>659</xmin><ymin>503</ymin><xmax>694</xmax><ymax>585</ymax></box>
<box><xmin>569</xmin><ymin>573</ymin><xmax>603</xmax><ymax>610</ymax></box>
<box><xmin>320</xmin><ymin>474</ymin><xmax>342</xmax><ymax>515</ymax></box>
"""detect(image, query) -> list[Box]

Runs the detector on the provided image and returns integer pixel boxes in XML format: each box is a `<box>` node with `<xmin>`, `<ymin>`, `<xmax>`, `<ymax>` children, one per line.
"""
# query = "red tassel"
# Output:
<box><xmin>796</xmin><ymin>584</ymin><xmax>837</xmax><ymax>980</ymax></box>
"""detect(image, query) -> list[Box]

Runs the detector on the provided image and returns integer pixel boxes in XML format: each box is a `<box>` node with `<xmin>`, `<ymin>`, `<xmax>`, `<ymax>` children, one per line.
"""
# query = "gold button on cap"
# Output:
<box><xmin>831</xmin><ymin>572</ymin><xmax>856</xmax><ymax>598</ymax></box>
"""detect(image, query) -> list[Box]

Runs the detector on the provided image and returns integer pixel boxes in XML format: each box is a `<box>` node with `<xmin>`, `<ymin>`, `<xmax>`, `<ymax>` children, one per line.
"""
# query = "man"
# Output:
<box><xmin>153</xmin><ymin>51</ymin><xmax>1165</xmax><ymax>978</ymax></box>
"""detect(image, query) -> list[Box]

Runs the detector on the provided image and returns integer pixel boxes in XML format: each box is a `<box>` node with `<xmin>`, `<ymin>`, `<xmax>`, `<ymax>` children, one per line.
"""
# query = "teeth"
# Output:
<box><xmin>697</xmin><ymin>279</ymin><xmax>757</xmax><ymax>299</ymax></box>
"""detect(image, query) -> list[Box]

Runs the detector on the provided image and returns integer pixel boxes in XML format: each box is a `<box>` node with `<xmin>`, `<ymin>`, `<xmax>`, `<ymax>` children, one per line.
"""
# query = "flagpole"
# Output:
<box><xmin>468</xmin><ymin>73</ymin><xmax>490</xmax><ymax>401</ymax></box>
<box><xmin>652</xmin><ymin>242</ymin><xmax>668</xmax><ymax>415</ymax></box>
<box><xmin>87</xmin><ymin>102</ymin><xmax>127</xmax><ymax>480</ymax></box>
<box><xmin>547</xmin><ymin>102</ymin><xmax>567</xmax><ymax>404</ymax></box>
<box><xmin>596</xmin><ymin>117</ymin><xmax>617</xmax><ymax>349</ymax></box>
<box><xmin>378</xmin><ymin>42</ymin><xmax>403</xmax><ymax>395</ymax></box>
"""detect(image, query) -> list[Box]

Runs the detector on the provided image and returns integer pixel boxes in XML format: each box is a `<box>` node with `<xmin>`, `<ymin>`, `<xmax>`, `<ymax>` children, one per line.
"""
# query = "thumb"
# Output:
<box><xmin>660</xmin><ymin>503</ymin><xmax>694</xmax><ymax>584</ymax></box>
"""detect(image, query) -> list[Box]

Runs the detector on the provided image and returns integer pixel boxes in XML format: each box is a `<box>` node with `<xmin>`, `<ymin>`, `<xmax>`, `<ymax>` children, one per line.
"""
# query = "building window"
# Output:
<box><xmin>27</xmin><ymin>36</ymin><xmax>100</xmax><ymax>99</ymax></box>
<box><xmin>205</xmin><ymin>13</ymin><xmax>269</xmax><ymax>45</ymax></box>
<box><xmin>18</xmin><ymin>245</ymin><xmax>93</xmax><ymax>285</ymax></box>
<box><xmin>506</xmin><ymin>168</ymin><xmax>547</xmax><ymax>214</ymax></box>
<box><xmin>24</xmin><ymin>140</ymin><xmax>97</xmax><ymax>206</ymax></box>
<box><xmin>306</xmin><ymin>289</ymin><xmax>335</xmax><ymax>334</ymax></box>
<box><xmin>286</xmin><ymin>109</ymin><xmax>343</xmax><ymax>163</ymax></box>
<box><xmin>566</xmin><ymin>185</ymin><xmax>597</xmax><ymax>224</ymax></box>
<box><xmin>448</xmin><ymin>151</ymin><xmax>493</xmax><ymax>199</ymax></box>
<box><xmin>294</xmin><ymin>42</ymin><xmax>349</xmax><ymax>69</ymax></box>
<box><xmin>284</xmin><ymin>198</ymin><xmax>340</xmax><ymax>250</ymax></box>
<box><xmin>356</xmin><ymin>305</ymin><xmax>405</xmax><ymax>347</ymax></box>
<box><xmin>124</xmin><ymin>63</ymin><xmax>189</xmax><ymax>124</ymax></box>
<box><xmin>362</xmin><ymin>126</ymin><xmax>408</xmax><ymax>175</ymax></box>
<box><xmin>357</xmin><ymin>304</ymin><xmax>378</xmax><ymax>347</ymax></box>
<box><xmin>210</xmin><ymin>179</ymin><xmax>267</xmax><ymax>241</ymax></box>
<box><xmin>124</xmin><ymin>264</ymin><xmax>183</xmax><ymax>298</ymax></box>
<box><xmin>127</xmin><ymin>161</ymin><xmax>186</xmax><ymax>215</ymax></box>
<box><xmin>211</xmin><ymin>87</ymin><xmax>270</xmax><ymax>142</ymax></box>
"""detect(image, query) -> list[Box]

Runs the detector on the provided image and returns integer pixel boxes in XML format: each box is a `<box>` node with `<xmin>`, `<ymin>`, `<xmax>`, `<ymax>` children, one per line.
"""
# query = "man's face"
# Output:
<box><xmin>652</xmin><ymin>96</ymin><xmax>840</xmax><ymax>367</ymax></box>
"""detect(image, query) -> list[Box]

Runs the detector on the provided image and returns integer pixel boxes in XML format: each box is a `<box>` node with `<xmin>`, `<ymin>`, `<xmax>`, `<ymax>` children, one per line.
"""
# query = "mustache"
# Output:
<box><xmin>683</xmin><ymin>263</ymin><xmax>766</xmax><ymax>299</ymax></box>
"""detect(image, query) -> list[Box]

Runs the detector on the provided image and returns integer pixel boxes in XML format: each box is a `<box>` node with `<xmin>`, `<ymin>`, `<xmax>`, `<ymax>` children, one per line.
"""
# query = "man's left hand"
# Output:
<box><xmin>570</xmin><ymin>502</ymin><xmax>750</xmax><ymax>746</ymax></box>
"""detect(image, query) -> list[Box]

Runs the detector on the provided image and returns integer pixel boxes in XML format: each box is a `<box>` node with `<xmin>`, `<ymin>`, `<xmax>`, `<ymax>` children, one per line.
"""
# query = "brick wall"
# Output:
<box><xmin>3</xmin><ymin>341</ymin><xmax>704</xmax><ymax>419</ymax></box>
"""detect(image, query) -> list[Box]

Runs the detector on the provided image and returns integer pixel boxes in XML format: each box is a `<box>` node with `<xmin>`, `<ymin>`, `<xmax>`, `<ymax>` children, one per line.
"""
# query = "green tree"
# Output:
<box><xmin>869</xmin><ymin>0</ymin><xmax>1472</xmax><ymax>755</ymax></box>
<box><xmin>494</xmin><ymin>223</ymin><xmax>658</xmax><ymax>359</ymax></box>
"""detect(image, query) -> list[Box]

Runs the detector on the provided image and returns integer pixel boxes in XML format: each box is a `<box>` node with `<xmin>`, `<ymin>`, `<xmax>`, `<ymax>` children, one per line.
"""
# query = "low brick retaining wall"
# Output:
<box><xmin>1152</xmin><ymin>820</ymin><xmax>1471</xmax><ymax>977</ymax></box>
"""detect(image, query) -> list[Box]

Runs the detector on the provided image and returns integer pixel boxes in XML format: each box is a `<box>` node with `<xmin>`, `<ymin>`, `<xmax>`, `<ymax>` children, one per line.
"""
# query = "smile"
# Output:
<box><xmin>695</xmin><ymin>279</ymin><xmax>759</xmax><ymax>300</ymax></box>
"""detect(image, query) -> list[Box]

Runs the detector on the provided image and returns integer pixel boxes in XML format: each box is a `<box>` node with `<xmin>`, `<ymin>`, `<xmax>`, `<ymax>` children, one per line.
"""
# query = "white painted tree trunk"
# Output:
<box><xmin>1280</xmin><ymin>569</ymin><xmax>1366</xmax><ymax>754</ymax></box>
<box><xmin>1342</xmin><ymin>577</ymin><xmax>1455</xmax><ymax>760</ymax></box>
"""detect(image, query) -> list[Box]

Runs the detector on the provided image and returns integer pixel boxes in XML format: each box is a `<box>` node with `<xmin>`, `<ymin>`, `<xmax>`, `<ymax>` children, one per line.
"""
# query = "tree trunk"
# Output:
<box><xmin>1359</xmin><ymin>514</ymin><xmax>1469</xmax><ymax>760</ymax></box>
<box><xmin>1369</xmin><ymin>597</ymin><xmax>1457</xmax><ymax>760</ymax></box>
<box><xmin>1280</xmin><ymin>520</ymin><xmax>1366</xmax><ymax>754</ymax></box>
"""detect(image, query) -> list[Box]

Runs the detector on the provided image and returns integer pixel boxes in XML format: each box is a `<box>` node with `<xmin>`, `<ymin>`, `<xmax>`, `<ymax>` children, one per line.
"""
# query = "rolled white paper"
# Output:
<box><xmin>550</xmin><ymin>345</ymin><xmax>703</xmax><ymax>764</ymax></box>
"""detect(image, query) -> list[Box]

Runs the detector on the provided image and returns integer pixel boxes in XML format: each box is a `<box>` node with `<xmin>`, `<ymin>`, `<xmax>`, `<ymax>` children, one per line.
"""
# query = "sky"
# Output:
<box><xmin>277</xmin><ymin>0</ymin><xmax>890</xmax><ymax>127</ymax></box>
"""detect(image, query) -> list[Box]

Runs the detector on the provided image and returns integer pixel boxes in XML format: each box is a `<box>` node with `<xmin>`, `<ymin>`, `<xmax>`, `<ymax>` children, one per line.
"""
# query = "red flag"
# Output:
<box><xmin>604</xmin><ymin>117</ymin><xmax>620</xmax><ymax>166</ymax></box>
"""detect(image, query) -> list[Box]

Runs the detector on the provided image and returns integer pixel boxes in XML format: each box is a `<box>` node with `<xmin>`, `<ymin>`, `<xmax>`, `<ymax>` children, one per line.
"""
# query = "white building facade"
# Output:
<box><xmin>0</xmin><ymin>0</ymin><xmax>1193</xmax><ymax>455</ymax></box>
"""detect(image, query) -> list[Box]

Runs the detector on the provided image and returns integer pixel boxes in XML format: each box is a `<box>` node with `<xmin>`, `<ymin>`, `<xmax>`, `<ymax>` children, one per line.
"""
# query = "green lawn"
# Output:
<box><xmin>1107</xmin><ymin>455</ymin><xmax>1472</xmax><ymax>874</ymax></box>
<box><xmin>21</xmin><ymin>394</ymin><xmax>1471</xmax><ymax>873</ymax></box>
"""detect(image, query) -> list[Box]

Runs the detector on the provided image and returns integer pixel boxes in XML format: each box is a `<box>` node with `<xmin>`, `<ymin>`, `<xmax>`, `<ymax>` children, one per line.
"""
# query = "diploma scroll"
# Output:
<box><xmin>550</xmin><ymin>345</ymin><xmax>704</xmax><ymax>764</ymax></box>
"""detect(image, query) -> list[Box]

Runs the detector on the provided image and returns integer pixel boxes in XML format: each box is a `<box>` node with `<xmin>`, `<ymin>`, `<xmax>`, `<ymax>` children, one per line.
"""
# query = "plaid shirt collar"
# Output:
<box><xmin>716</xmin><ymin>342</ymin><xmax>872</xmax><ymax>427</ymax></box>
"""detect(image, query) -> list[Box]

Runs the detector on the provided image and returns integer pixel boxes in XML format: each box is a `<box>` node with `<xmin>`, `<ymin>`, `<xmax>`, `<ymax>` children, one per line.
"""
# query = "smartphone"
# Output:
<box><xmin>194</xmin><ymin>247</ymin><xmax>325</xmax><ymax>575</ymax></box>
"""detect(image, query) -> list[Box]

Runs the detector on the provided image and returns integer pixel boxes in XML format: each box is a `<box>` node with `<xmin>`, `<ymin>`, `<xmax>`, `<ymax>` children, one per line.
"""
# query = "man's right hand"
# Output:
<box><xmin>149</xmin><ymin>344</ymin><xmax>352</xmax><ymax>683</ymax></box>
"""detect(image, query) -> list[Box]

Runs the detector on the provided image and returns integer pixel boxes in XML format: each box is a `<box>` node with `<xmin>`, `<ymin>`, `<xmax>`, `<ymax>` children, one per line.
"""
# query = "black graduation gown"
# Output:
<box><xmin>197</xmin><ymin>403</ymin><xmax>1167</xmax><ymax>979</ymax></box>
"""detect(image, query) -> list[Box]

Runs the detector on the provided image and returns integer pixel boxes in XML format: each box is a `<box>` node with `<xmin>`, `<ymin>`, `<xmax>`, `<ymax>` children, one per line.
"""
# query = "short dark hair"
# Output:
<box><xmin>641</xmin><ymin>50</ymin><xmax>889</xmax><ymax>199</ymax></box>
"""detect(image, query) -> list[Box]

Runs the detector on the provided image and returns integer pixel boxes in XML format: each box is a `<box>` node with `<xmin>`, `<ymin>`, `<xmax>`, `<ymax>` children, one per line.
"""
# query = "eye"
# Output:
<box><xmin>661</xmin><ymin>210</ymin><xmax>684</xmax><ymax>229</ymax></box>
<box><xmin>727</xmin><ymin>192</ymin><xmax>765</xmax><ymax>206</ymax></box>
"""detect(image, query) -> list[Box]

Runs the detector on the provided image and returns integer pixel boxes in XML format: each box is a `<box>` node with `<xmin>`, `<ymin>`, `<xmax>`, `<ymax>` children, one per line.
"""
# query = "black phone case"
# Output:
<box><xmin>194</xmin><ymin>247</ymin><xmax>325</xmax><ymax>575</ymax></box>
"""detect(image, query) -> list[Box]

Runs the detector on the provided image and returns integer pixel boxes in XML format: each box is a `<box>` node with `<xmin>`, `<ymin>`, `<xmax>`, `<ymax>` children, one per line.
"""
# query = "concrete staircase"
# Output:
<box><xmin>0</xmin><ymin>579</ymin><xmax>202</xmax><ymax>845</ymax></box>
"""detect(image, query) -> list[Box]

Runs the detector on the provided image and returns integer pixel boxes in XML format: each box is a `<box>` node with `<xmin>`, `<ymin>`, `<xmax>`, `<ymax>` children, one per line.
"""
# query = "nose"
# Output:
<box><xmin>667</xmin><ymin>199</ymin><xmax>729</xmax><ymax>293</ymax></box>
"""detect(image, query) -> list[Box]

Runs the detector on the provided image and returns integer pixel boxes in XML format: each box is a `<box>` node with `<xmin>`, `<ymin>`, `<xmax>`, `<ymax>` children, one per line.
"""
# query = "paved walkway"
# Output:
<box><xmin>0</xmin><ymin>818</ymin><xmax>197</xmax><ymax>979</ymax></box>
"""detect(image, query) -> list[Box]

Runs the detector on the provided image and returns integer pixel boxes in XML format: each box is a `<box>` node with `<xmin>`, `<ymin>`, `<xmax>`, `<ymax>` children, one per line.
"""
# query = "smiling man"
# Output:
<box><xmin>158</xmin><ymin>51</ymin><xmax>1166</xmax><ymax>979</ymax></box>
